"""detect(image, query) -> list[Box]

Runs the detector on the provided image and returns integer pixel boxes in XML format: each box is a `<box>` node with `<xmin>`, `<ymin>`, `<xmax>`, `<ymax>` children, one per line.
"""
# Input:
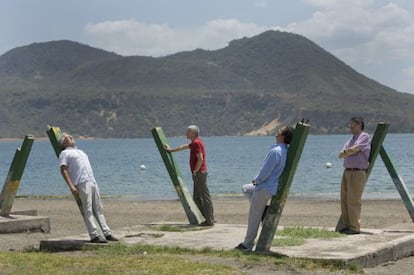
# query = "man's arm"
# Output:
<box><xmin>165</xmin><ymin>144</ymin><xmax>190</xmax><ymax>152</ymax></box>
<box><xmin>60</xmin><ymin>165</ymin><xmax>79</xmax><ymax>195</ymax></box>
<box><xmin>339</xmin><ymin>145</ymin><xmax>360</xmax><ymax>158</ymax></box>
<box><xmin>339</xmin><ymin>134</ymin><xmax>370</xmax><ymax>158</ymax></box>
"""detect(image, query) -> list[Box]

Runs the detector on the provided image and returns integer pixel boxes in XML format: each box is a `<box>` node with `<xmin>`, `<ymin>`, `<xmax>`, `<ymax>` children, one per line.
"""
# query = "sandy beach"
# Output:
<box><xmin>1</xmin><ymin>196</ymin><xmax>414</xmax><ymax>273</ymax></box>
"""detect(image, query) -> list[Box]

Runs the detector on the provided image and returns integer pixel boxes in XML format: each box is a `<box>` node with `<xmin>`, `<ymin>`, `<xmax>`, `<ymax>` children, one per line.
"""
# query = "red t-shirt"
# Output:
<box><xmin>188</xmin><ymin>137</ymin><xmax>207</xmax><ymax>172</ymax></box>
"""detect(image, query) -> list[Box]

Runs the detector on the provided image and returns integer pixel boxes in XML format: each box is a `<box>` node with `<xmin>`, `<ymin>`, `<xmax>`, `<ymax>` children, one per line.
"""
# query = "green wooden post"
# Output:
<box><xmin>255</xmin><ymin>122</ymin><xmax>310</xmax><ymax>252</ymax></box>
<box><xmin>151</xmin><ymin>127</ymin><xmax>203</xmax><ymax>225</ymax></box>
<box><xmin>46</xmin><ymin>126</ymin><xmax>104</xmax><ymax>237</ymax></box>
<box><xmin>380</xmin><ymin>145</ymin><xmax>414</xmax><ymax>221</ymax></box>
<box><xmin>46</xmin><ymin>126</ymin><xmax>64</xmax><ymax>158</ymax></box>
<box><xmin>0</xmin><ymin>135</ymin><xmax>34</xmax><ymax>216</ymax></box>
<box><xmin>335</xmin><ymin>122</ymin><xmax>390</xmax><ymax>231</ymax></box>
<box><xmin>365</xmin><ymin>122</ymin><xmax>390</xmax><ymax>178</ymax></box>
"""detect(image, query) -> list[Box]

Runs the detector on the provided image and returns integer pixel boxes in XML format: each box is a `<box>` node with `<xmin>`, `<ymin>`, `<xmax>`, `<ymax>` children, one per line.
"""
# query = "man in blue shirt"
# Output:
<box><xmin>236</xmin><ymin>125</ymin><xmax>294</xmax><ymax>252</ymax></box>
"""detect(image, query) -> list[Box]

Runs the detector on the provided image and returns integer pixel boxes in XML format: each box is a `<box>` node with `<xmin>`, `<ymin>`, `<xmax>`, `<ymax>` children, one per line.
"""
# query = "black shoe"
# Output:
<box><xmin>199</xmin><ymin>221</ymin><xmax>214</xmax><ymax>226</ymax></box>
<box><xmin>90</xmin><ymin>236</ymin><xmax>108</xmax><ymax>243</ymax></box>
<box><xmin>234</xmin><ymin>243</ymin><xmax>252</xmax><ymax>252</ymax></box>
<box><xmin>105</xmin><ymin>235</ymin><xmax>119</xmax><ymax>241</ymax></box>
<box><xmin>342</xmin><ymin>229</ymin><xmax>360</xmax><ymax>235</ymax></box>
<box><xmin>339</xmin><ymin>227</ymin><xmax>350</xmax><ymax>234</ymax></box>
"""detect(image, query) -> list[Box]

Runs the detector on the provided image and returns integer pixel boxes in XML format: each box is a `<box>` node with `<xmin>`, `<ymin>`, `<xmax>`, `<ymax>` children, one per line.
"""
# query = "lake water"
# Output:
<box><xmin>1</xmin><ymin>134</ymin><xmax>413</xmax><ymax>200</ymax></box>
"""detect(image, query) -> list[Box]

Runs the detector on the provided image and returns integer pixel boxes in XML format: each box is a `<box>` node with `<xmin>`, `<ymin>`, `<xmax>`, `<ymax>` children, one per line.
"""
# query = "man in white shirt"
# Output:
<box><xmin>59</xmin><ymin>133</ymin><xmax>118</xmax><ymax>243</ymax></box>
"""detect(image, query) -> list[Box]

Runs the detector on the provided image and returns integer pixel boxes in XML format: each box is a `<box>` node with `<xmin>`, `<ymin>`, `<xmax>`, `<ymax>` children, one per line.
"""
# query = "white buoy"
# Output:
<box><xmin>325</xmin><ymin>162</ymin><xmax>332</xmax><ymax>168</ymax></box>
<box><xmin>140</xmin><ymin>164</ymin><xmax>146</xmax><ymax>170</ymax></box>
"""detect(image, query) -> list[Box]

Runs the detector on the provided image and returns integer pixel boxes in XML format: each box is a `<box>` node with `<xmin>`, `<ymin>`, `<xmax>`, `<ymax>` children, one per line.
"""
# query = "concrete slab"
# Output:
<box><xmin>0</xmin><ymin>214</ymin><xmax>50</xmax><ymax>234</ymax></box>
<box><xmin>39</xmin><ymin>223</ymin><xmax>414</xmax><ymax>268</ymax></box>
<box><xmin>271</xmin><ymin>227</ymin><xmax>414</xmax><ymax>267</ymax></box>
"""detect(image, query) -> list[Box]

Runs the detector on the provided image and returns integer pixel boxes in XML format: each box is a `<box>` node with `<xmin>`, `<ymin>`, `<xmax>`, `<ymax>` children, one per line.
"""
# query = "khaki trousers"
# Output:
<box><xmin>192</xmin><ymin>172</ymin><xmax>215</xmax><ymax>224</ymax></box>
<box><xmin>340</xmin><ymin>170</ymin><xmax>367</xmax><ymax>231</ymax></box>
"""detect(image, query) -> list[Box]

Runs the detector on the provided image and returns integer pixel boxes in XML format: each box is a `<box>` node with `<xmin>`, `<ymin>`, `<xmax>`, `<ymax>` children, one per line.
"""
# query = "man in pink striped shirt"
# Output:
<box><xmin>338</xmin><ymin>117</ymin><xmax>371</xmax><ymax>235</ymax></box>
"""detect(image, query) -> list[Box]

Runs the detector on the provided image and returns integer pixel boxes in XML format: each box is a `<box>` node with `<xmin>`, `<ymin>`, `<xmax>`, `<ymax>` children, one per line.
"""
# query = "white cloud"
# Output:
<box><xmin>83</xmin><ymin>1</ymin><xmax>414</xmax><ymax>93</ymax></box>
<box><xmin>84</xmin><ymin>18</ymin><xmax>274</xmax><ymax>57</ymax></box>
<box><xmin>289</xmin><ymin>1</ymin><xmax>414</xmax><ymax>93</ymax></box>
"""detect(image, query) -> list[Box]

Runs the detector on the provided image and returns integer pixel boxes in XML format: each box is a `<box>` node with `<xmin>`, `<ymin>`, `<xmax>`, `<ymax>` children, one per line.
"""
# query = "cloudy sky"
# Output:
<box><xmin>1</xmin><ymin>0</ymin><xmax>414</xmax><ymax>94</ymax></box>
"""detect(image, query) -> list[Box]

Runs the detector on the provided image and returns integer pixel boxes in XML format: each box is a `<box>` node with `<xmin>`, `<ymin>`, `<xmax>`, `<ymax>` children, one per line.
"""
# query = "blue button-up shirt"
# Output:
<box><xmin>254</xmin><ymin>143</ymin><xmax>288</xmax><ymax>195</ymax></box>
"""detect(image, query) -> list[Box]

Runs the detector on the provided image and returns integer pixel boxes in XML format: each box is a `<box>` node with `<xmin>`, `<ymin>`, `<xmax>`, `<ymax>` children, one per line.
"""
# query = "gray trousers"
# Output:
<box><xmin>77</xmin><ymin>181</ymin><xmax>111</xmax><ymax>239</ymax></box>
<box><xmin>243</xmin><ymin>188</ymin><xmax>272</xmax><ymax>249</ymax></box>
<box><xmin>192</xmin><ymin>172</ymin><xmax>215</xmax><ymax>223</ymax></box>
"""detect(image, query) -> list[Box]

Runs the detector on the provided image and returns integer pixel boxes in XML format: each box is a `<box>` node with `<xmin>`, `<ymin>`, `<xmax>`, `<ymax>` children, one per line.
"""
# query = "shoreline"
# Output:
<box><xmin>14</xmin><ymin>192</ymin><xmax>408</xmax><ymax>201</ymax></box>
<box><xmin>0</xmin><ymin>136</ymin><xmax>97</xmax><ymax>142</ymax></box>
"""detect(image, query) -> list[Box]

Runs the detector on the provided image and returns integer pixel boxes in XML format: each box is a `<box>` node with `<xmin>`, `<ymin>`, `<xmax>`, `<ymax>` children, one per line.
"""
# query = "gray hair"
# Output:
<box><xmin>187</xmin><ymin>125</ymin><xmax>200</xmax><ymax>136</ymax></box>
<box><xmin>59</xmin><ymin>132</ymin><xmax>73</xmax><ymax>149</ymax></box>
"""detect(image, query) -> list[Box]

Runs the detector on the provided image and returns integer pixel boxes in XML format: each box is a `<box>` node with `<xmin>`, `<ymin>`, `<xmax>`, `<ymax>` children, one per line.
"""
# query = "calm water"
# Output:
<box><xmin>1</xmin><ymin>134</ymin><xmax>413</xmax><ymax>200</ymax></box>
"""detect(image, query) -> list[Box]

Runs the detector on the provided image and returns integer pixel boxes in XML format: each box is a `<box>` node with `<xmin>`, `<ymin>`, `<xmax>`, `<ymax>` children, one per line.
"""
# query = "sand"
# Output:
<box><xmin>1</xmin><ymin>196</ymin><xmax>413</xmax><ymax>274</ymax></box>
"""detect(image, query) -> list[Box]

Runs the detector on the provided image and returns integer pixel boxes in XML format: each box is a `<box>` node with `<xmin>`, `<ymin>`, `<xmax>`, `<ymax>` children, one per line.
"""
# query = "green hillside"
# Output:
<box><xmin>0</xmin><ymin>30</ymin><xmax>413</xmax><ymax>138</ymax></box>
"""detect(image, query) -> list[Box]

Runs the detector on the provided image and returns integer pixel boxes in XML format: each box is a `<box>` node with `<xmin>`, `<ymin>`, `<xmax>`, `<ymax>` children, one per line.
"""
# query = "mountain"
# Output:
<box><xmin>0</xmin><ymin>31</ymin><xmax>413</xmax><ymax>138</ymax></box>
<box><xmin>0</xmin><ymin>40</ymin><xmax>120</xmax><ymax>81</ymax></box>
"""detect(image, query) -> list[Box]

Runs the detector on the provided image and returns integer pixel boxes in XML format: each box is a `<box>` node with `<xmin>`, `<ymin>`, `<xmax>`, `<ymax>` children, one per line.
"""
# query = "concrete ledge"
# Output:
<box><xmin>0</xmin><ymin>215</ymin><xmax>50</xmax><ymax>234</ymax></box>
<box><xmin>270</xmin><ymin>224</ymin><xmax>414</xmax><ymax>267</ymax></box>
<box><xmin>40</xmin><ymin>228</ymin><xmax>144</xmax><ymax>252</ymax></box>
<box><xmin>39</xmin><ymin>223</ymin><xmax>414</xmax><ymax>268</ymax></box>
<box><xmin>10</xmin><ymin>209</ymin><xmax>38</xmax><ymax>216</ymax></box>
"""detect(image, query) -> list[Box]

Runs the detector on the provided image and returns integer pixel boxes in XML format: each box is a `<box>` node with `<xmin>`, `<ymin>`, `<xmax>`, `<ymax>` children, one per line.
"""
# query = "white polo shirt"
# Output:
<box><xmin>59</xmin><ymin>147</ymin><xmax>96</xmax><ymax>186</ymax></box>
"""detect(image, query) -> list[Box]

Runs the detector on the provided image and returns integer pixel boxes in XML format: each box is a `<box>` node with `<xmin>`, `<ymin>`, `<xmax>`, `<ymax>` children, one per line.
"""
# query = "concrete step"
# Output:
<box><xmin>0</xmin><ymin>214</ymin><xmax>50</xmax><ymax>234</ymax></box>
<box><xmin>39</xmin><ymin>223</ymin><xmax>414</xmax><ymax>268</ymax></box>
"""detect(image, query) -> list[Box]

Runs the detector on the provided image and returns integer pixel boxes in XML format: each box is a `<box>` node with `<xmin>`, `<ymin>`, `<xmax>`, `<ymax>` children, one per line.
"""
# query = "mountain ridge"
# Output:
<box><xmin>0</xmin><ymin>30</ymin><xmax>413</xmax><ymax>138</ymax></box>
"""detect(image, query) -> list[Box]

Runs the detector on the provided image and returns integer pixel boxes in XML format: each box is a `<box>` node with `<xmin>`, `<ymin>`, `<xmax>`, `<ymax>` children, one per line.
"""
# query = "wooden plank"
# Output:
<box><xmin>46</xmin><ymin>127</ymin><xmax>84</xmax><ymax>212</ymax></box>
<box><xmin>0</xmin><ymin>135</ymin><xmax>34</xmax><ymax>216</ymax></box>
<box><xmin>151</xmin><ymin>127</ymin><xmax>203</xmax><ymax>225</ymax></box>
<box><xmin>255</xmin><ymin>122</ymin><xmax>310</xmax><ymax>252</ymax></box>
<box><xmin>366</xmin><ymin>123</ymin><xmax>390</xmax><ymax>178</ymax></box>
<box><xmin>380</xmin><ymin>146</ymin><xmax>414</xmax><ymax>221</ymax></box>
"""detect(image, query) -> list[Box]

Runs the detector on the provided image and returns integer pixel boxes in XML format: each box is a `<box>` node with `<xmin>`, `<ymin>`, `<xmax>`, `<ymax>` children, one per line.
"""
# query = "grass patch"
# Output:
<box><xmin>155</xmin><ymin>224</ymin><xmax>184</xmax><ymax>232</ymax></box>
<box><xmin>0</xmin><ymin>249</ymin><xmax>237</xmax><ymax>274</ymax></box>
<box><xmin>272</xmin><ymin>226</ymin><xmax>342</xmax><ymax>247</ymax></box>
<box><xmin>151</xmin><ymin>224</ymin><xmax>205</xmax><ymax>232</ymax></box>
<box><xmin>0</xmin><ymin>243</ymin><xmax>363</xmax><ymax>274</ymax></box>
<box><xmin>272</xmin><ymin>236</ymin><xmax>305</xmax><ymax>247</ymax></box>
<box><xmin>278</xmin><ymin>226</ymin><xmax>342</xmax><ymax>239</ymax></box>
<box><xmin>94</xmin><ymin>243</ymin><xmax>362</xmax><ymax>273</ymax></box>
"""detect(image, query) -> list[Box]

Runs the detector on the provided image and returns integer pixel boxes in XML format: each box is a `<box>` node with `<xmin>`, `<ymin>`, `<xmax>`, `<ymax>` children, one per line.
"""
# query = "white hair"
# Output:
<box><xmin>187</xmin><ymin>125</ymin><xmax>200</xmax><ymax>136</ymax></box>
<box><xmin>59</xmin><ymin>132</ymin><xmax>69</xmax><ymax>146</ymax></box>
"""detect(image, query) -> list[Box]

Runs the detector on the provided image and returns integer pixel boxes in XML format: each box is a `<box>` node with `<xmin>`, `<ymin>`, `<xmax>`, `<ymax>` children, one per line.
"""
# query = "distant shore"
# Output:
<box><xmin>0</xmin><ymin>136</ymin><xmax>97</xmax><ymax>142</ymax></box>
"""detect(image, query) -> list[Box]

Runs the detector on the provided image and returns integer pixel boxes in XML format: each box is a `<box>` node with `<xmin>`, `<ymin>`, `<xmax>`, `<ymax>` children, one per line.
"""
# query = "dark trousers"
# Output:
<box><xmin>192</xmin><ymin>172</ymin><xmax>214</xmax><ymax>223</ymax></box>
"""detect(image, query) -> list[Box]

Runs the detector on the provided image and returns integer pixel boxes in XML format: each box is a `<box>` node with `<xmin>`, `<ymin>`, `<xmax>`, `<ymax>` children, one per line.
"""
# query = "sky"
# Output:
<box><xmin>1</xmin><ymin>0</ymin><xmax>414</xmax><ymax>94</ymax></box>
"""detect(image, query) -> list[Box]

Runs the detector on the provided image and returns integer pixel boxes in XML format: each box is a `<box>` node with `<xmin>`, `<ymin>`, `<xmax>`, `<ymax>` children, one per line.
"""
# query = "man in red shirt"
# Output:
<box><xmin>165</xmin><ymin>125</ymin><xmax>215</xmax><ymax>226</ymax></box>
